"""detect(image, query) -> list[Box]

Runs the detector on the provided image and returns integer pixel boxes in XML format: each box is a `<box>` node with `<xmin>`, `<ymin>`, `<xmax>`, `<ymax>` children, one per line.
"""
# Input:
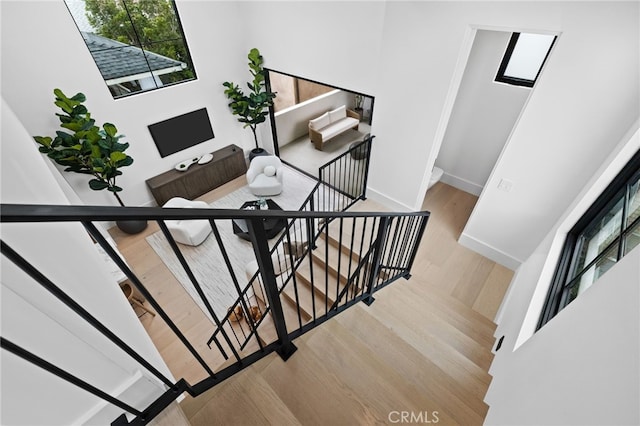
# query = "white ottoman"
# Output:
<box><xmin>162</xmin><ymin>197</ymin><xmax>212</xmax><ymax>246</ymax></box>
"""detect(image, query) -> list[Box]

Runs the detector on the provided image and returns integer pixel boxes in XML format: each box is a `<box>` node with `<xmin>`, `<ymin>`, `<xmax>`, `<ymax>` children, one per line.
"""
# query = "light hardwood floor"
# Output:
<box><xmin>111</xmin><ymin>180</ymin><xmax>513</xmax><ymax>425</ymax></box>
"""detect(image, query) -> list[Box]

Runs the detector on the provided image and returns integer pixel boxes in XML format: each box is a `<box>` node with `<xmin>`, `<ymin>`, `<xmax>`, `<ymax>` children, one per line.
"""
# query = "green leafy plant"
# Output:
<box><xmin>223</xmin><ymin>48</ymin><xmax>276</xmax><ymax>151</ymax></box>
<box><xmin>34</xmin><ymin>88</ymin><xmax>134</xmax><ymax>206</ymax></box>
<box><xmin>354</xmin><ymin>94</ymin><xmax>364</xmax><ymax>110</ymax></box>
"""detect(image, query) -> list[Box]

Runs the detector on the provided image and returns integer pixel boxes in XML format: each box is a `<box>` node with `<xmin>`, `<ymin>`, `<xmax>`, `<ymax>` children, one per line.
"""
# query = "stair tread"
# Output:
<box><xmin>281</xmin><ymin>275</ymin><xmax>327</xmax><ymax>320</ymax></box>
<box><xmin>375</xmin><ymin>285</ymin><xmax>496</xmax><ymax>371</ymax></box>
<box><xmin>253</xmin><ymin>293</ymin><xmax>312</xmax><ymax>345</ymax></box>
<box><xmin>312</xmin><ymin>238</ymin><xmax>361</xmax><ymax>281</ymax></box>
<box><xmin>334</xmin><ymin>306</ymin><xmax>490</xmax><ymax>422</ymax></box>
<box><xmin>409</xmin><ymin>277</ymin><xmax>497</xmax><ymax>335</ymax></box>
<box><xmin>295</xmin><ymin>254</ymin><xmax>357</xmax><ymax>307</ymax></box>
<box><xmin>322</xmin><ymin>217</ymin><xmax>378</xmax><ymax>259</ymax></box>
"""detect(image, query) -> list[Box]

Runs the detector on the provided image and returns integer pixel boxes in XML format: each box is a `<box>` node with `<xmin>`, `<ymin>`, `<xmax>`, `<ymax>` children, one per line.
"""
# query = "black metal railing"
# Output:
<box><xmin>0</xmin><ymin>136</ymin><xmax>430</xmax><ymax>425</ymax></box>
<box><xmin>318</xmin><ymin>135</ymin><xmax>374</xmax><ymax>211</ymax></box>
<box><xmin>1</xmin><ymin>202</ymin><xmax>428</xmax><ymax>425</ymax></box>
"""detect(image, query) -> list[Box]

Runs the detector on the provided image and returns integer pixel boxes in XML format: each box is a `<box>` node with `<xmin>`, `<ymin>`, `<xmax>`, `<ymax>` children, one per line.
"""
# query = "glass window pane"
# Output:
<box><xmin>624</xmin><ymin>218</ymin><xmax>640</xmax><ymax>255</ymax></box>
<box><xmin>566</xmin><ymin>243</ymin><xmax>619</xmax><ymax>305</ymax></box>
<box><xmin>626</xmin><ymin>174</ymin><xmax>640</xmax><ymax>227</ymax></box>
<box><xmin>65</xmin><ymin>0</ymin><xmax>195</xmax><ymax>99</ymax></box>
<box><xmin>123</xmin><ymin>0</ymin><xmax>182</xmax><ymax>47</ymax></box>
<box><xmin>570</xmin><ymin>193</ymin><xmax>624</xmax><ymax>279</ymax></box>
<box><xmin>504</xmin><ymin>33</ymin><xmax>556</xmax><ymax>81</ymax></box>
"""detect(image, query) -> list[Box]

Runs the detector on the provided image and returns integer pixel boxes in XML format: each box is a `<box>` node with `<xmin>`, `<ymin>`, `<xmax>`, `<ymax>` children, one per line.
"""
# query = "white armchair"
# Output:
<box><xmin>162</xmin><ymin>197</ymin><xmax>212</xmax><ymax>246</ymax></box>
<box><xmin>246</xmin><ymin>155</ymin><xmax>283</xmax><ymax>196</ymax></box>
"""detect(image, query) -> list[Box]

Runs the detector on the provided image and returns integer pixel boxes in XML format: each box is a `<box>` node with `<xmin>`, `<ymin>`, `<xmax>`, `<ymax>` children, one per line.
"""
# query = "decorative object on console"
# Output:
<box><xmin>148</xmin><ymin>108</ymin><xmax>215</xmax><ymax>158</ymax></box>
<box><xmin>162</xmin><ymin>197</ymin><xmax>212</xmax><ymax>246</ymax></box>
<box><xmin>246</xmin><ymin>155</ymin><xmax>283</xmax><ymax>196</ymax></box>
<box><xmin>308</xmin><ymin>105</ymin><xmax>360</xmax><ymax>151</ymax></box>
<box><xmin>175</xmin><ymin>156</ymin><xmax>201</xmax><ymax>172</ymax></box>
<box><xmin>33</xmin><ymin>88</ymin><xmax>147</xmax><ymax>234</ymax></box>
<box><xmin>223</xmin><ymin>48</ymin><xmax>277</xmax><ymax>158</ymax></box>
<box><xmin>198</xmin><ymin>153</ymin><xmax>213</xmax><ymax>164</ymax></box>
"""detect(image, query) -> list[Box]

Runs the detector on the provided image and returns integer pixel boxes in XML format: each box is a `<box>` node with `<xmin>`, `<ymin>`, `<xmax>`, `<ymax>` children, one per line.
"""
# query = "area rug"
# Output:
<box><xmin>145</xmin><ymin>165</ymin><xmax>318</xmax><ymax>325</ymax></box>
<box><xmin>279</xmin><ymin>128</ymin><xmax>367</xmax><ymax>177</ymax></box>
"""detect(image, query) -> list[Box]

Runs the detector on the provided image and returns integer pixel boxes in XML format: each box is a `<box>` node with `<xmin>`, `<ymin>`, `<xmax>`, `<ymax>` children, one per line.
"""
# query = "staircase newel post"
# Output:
<box><xmin>404</xmin><ymin>214</ymin><xmax>429</xmax><ymax>279</ymax></box>
<box><xmin>363</xmin><ymin>216</ymin><xmax>390</xmax><ymax>306</ymax></box>
<box><xmin>246</xmin><ymin>217</ymin><xmax>297</xmax><ymax>361</ymax></box>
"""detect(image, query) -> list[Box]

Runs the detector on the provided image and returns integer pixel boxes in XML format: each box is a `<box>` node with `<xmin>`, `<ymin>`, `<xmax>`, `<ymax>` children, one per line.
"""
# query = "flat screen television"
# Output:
<box><xmin>148</xmin><ymin>108</ymin><xmax>215</xmax><ymax>158</ymax></box>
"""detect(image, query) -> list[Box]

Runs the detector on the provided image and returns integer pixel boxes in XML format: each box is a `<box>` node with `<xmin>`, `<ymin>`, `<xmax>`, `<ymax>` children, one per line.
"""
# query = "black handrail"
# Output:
<box><xmin>1</xmin><ymin>203</ymin><xmax>426</xmax><ymax>222</ymax></box>
<box><xmin>0</xmin><ymin>135</ymin><xmax>432</xmax><ymax>425</ymax></box>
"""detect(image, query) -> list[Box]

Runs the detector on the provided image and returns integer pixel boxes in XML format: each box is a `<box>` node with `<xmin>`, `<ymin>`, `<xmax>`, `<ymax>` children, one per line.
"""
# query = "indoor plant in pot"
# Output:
<box><xmin>33</xmin><ymin>88</ymin><xmax>147</xmax><ymax>234</ymax></box>
<box><xmin>223</xmin><ymin>48</ymin><xmax>276</xmax><ymax>160</ymax></box>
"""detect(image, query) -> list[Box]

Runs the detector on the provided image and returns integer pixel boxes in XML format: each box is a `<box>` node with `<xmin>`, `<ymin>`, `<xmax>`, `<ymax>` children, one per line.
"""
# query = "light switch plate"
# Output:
<box><xmin>497</xmin><ymin>178</ymin><xmax>513</xmax><ymax>192</ymax></box>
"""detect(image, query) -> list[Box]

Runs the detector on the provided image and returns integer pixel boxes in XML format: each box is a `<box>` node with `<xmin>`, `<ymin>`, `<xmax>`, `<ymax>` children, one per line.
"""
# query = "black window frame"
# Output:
<box><xmin>538</xmin><ymin>149</ymin><xmax>640</xmax><ymax>329</ymax></box>
<box><xmin>65</xmin><ymin>0</ymin><xmax>197</xmax><ymax>99</ymax></box>
<box><xmin>495</xmin><ymin>32</ymin><xmax>557</xmax><ymax>88</ymax></box>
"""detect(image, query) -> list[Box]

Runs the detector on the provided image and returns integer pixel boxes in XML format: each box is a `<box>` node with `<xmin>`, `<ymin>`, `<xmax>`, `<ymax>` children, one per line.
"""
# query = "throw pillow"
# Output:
<box><xmin>309</xmin><ymin>112</ymin><xmax>330</xmax><ymax>130</ymax></box>
<box><xmin>328</xmin><ymin>105</ymin><xmax>347</xmax><ymax>122</ymax></box>
<box><xmin>263</xmin><ymin>165</ymin><xmax>276</xmax><ymax>177</ymax></box>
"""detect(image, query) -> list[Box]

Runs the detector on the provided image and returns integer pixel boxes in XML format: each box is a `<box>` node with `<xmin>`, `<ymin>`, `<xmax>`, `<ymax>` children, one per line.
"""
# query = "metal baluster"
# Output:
<box><xmin>157</xmin><ymin>221</ymin><xmax>242</xmax><ymax>364</ymax></box>
<box><xmin>246</xmin><ymin>218</ymin><xmax>297</xmax><ymax>361</ymax></box>
<box><xmin>1</xmin><ymin>337</ymin><xmax>143</xmax><ymax>418</ymax></box>
<box><xmin>363</xmin><ymin>217</ymin><xmax>390</xmax><ymax>305</ymax></box>
<box><xmin>209</xmin><ymin>220</ymin><xmax>264</xmax><ymax>352</ymax></box>
<box><xmin>1</xmin><ymin>238</ymin><xmax>182</xmax><ymax>386</ymax></box>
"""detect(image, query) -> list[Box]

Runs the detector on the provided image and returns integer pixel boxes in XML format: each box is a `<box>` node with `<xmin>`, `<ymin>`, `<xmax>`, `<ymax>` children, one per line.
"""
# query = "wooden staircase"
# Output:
<box><xmin>180</xmin><ymin>266</ymin><xmax>499</xmax><ymax>426</ymax></box>
<box><xmin>181</xmin><ymin>193</ymin><xmax>504</xmax><ymax>424</ymax></box>
<box><xmin>204</xmin><ymin>200</ymin><xmax>388</xmax><ymax>362</ymax></box>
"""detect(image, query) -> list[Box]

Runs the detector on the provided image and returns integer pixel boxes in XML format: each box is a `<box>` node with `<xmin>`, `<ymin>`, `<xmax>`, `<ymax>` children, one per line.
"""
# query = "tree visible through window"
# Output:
<box><xmin>65</xmin><ymin>0</ymin><xmax>196</xmax><ymax>98</ymax></box>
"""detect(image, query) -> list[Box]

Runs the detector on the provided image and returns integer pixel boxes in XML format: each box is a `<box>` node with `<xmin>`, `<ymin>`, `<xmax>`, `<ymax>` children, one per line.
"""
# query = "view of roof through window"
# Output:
<box><xmin>64</xmin><ymin>0</ymin><xmax>196</xmax><ymax>98</ymax></box>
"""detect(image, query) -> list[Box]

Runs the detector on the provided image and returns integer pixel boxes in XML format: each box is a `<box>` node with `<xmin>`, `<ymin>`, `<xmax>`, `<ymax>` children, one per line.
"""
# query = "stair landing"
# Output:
<box><xmin>181</xmin><ymin>186</ymin><xmax>512</xmax><ymax>425</ymax></box>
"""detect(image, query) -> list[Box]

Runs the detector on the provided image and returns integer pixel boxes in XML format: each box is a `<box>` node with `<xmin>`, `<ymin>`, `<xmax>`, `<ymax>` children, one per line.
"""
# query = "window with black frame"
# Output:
<box><xmin>65</xmin><ymin>0</ymin><xmax>196</xmax><ymax>99</ymax></box>
<box><xmin>539</xmin><ymin>150</ymin><xmax>640</xmax><ymax>329</ymax></box>
<box><xmin>495</xmin><ymin>32</ymin><xmax>556</xmax><ymax>88</ymax></box>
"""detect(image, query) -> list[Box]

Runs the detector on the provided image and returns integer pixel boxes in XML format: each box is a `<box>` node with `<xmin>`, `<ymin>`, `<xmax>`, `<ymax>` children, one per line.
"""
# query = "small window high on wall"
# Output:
<box><xmin>495</xmin><ymin>32</ymin><xmax>556</xmax><ymax>88</ymax></box>
<box><xmin>65</xmin><ymin>0</ymin><xmax>196</xmax><ymax>99</ymax></box>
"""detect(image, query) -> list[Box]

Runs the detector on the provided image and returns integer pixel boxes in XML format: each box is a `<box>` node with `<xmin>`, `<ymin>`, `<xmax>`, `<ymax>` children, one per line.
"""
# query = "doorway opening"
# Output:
<box><xmin>428</xmin><ymin>28</ymin><xmax>558</xmax><ymax>198</ymax></box>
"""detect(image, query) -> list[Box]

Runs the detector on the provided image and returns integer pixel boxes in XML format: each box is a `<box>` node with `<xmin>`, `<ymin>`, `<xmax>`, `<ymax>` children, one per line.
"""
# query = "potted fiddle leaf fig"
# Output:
<box><xmin>223</xmin><ymin>48</ymin><xmax>276</xmax><ymax>159</ymax></box>
<box><xmin>34</xmin><ymin>88</ymin><xmax>147</xmax><ymax>234</ymax></box>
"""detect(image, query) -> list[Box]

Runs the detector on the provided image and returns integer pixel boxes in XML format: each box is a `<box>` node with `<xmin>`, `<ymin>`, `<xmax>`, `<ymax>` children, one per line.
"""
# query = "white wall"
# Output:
<box><xmin>274</xmin><ymin>89</ymin><xmax>354</xmax><ymax>147</ymax></box>
<box><xmin>485</xmin><ymin>120</ymin><xmax>640</xmax><ymax>425</ymax></box>
<box><xmin>436</xmin><ymin>29</ymin><xmax>530</xmax><ymax>196</ymax></box>
<box><xmin>0</xmin><ymin>0</ymin><xmax>248</xmax><ymax>207</ymax></box>
<box><xmin>460</xmin><ymin>2</ymin><xmax>639</xmax><ymax>267</ymax></box>
<box><xmin>485</xmin><ymin>247</ymin><xmax>640</xmax><ymax>425</ymax></box>
<box><xmin>2</xmin><ymin>1</ymin><xmax>638</xmax><ymax>277</ymax></box>
<box><xmin>0</xmin><ymin>99</ymin><xmax>173</xmax><ymax>425</ymax></box>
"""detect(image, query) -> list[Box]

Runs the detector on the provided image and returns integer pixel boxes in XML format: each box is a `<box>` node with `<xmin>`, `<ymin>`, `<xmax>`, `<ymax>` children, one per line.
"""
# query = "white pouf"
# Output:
<box><xmin>162</xmin><ymin>197</ymin><xmax>212</xmax><ymax>246</ymax></box>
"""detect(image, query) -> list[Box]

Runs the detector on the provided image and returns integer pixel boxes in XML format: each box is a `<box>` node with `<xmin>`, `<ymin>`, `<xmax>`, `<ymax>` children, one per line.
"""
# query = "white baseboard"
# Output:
<box><xmin>459</xmin><ymin>232</ymin><xmax>522</xmax><ymax>271</ymax></box>
<box><xmin>365</xmin><ymin>187</ymin><xmax>413</xmax><ymax>212</ymax></box>
<box><xmin>440</xmin><ymin>172</ymin><xmax>483</xmax><ymax>196</ymax></box>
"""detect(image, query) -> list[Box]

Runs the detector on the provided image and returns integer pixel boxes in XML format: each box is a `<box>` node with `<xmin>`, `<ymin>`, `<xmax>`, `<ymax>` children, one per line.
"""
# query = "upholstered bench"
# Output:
<box><xmin>308</xmin><ymin>105</ymin><xmax>360</xmax><ymax>151</ymax></box>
